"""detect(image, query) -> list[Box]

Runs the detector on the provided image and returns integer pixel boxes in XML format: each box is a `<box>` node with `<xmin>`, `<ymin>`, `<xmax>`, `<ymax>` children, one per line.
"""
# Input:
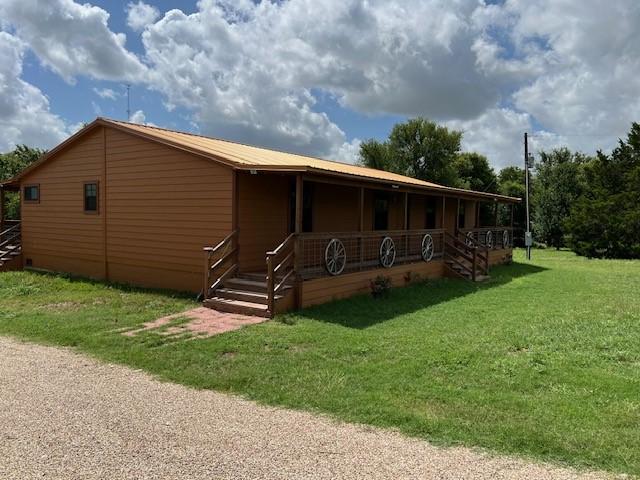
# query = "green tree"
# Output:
<box><xmin>359</xmin><ymin>118</ymin><xmax>462</xmax><ymax>186</ymax></box>
<box><xmin>1</xmin><ymin>145</ymin><xmax>45</xmax><ymax>220</ymax></box>
<box><xmin>566</xmin><ymin>123</ymin><xmax>640</xmax><ymax>258</ymax></box>
<box><xmin>454</xmin><ymin>152</ymin><xmax>498</xmax><ymax>193</ymax></box>
<box><xmin>533</xmin><ymin>148</ymin><xmax>587</xmax><ymax>249</ymax></box>
<box><xmin>497</xmin><ymin>166</ymin><xmax>527</xmax><ymax>234</ymax></box>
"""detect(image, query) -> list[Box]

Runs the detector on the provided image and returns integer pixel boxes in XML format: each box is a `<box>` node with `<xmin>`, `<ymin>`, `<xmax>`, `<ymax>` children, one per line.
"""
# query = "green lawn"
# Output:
<box><xmin>1</xmin><ymin>249</ymin><xmax>639</xmax><ymax>475</ymax></box>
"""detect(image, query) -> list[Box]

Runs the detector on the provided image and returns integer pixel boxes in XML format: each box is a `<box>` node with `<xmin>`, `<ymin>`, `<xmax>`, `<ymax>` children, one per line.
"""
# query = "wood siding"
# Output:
<box><xmin>21</xmin><ymin>127</ymin><xmax>106</xmax><ymax>279</ymax></box>
<box><xmin>20</xmin><ymin>126</ymin><xmax>233</xmax><ymax>292</ymax></box>
<box><xmin>312</xmin><ymin>182</ymin><xmax>359</xmax><ymax>232</ymax></box>
<box><xmin>301</xmin><ymin>260</ymin><xmax>444</xmax><ymax>308</ymax></box>
<box><xmin>237</xmin><ymin>172</ymin><xmax>290</xmax><ymax>272</ymax></box>
<box><xmin>488</xmin><ymin>248</ymin><xmax>513</xmax><ymax>266</ymax></box>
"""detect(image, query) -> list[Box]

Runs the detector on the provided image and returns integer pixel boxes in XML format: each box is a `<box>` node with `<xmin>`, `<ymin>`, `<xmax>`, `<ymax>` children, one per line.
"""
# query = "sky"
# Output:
<box><xmin>1</xmin><ymin>0</ymin><xmax>639</xmax><ymax>170</ymax></box>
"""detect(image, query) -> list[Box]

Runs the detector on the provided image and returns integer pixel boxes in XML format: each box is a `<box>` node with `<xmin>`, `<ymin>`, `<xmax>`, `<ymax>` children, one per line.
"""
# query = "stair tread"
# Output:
<box><xmin>215</xmin><ymin>288</ymin><xmax>283</xmax><ymax>300</ymax></box>
<box><xmin>225</xmin><ymin>278</ymin><xmax>267</xmax><ymax>287</ymax></box>
<box><xmin>205</xmin><ymin>297</ymin><xmax>268</xmax><ymax>310</ymax></box>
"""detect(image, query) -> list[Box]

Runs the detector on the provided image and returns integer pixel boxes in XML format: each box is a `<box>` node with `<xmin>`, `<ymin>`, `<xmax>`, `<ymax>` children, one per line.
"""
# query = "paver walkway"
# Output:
<box><xmin>0</xmin><ymin>337</ymin><xmax>620</xmax><ymax>480</ymax></box>
<box><xmin>123</xmin><ymin>306</ymin><xmax>267</xmax><ymax>338</ymax></box>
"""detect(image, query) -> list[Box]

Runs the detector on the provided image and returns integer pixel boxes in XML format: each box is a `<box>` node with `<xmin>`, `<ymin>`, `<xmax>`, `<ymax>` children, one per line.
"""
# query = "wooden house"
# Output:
<box><xmin>0</xmin><ymin>118</ymin><xmax>519</xmax><ymax>316</ymax></box>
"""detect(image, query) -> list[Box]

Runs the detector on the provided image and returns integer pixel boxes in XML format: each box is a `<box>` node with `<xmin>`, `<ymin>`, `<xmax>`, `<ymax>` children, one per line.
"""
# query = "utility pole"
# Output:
<box><xmin>524</xmin><ymin>132</ymin><xmax>532</xmax><ymax>260</ymax></box>
<box><xmin>126</xmin><ymin>84</ymin><xmax>131</xmax><ymax>121</ymax></box>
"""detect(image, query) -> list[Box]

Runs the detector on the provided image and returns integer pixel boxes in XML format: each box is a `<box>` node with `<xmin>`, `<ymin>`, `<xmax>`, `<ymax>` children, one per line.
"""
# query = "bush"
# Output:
<box><xmin>370</xmin><ymin>275</ymin><xmax>392</xmax><ymax>299</ymax></box>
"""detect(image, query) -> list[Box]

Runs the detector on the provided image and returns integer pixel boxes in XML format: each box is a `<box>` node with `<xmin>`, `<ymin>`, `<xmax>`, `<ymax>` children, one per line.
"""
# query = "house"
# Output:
<box><xmin>0</xmin><ymin>118</ymin><xmax>519</xmax><ymax>317</ymax></box>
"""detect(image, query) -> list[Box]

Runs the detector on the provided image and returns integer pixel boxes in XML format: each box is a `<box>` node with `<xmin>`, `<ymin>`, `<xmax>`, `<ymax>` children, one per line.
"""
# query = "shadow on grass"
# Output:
<box><xmin>13</xmin><ymin>268</ymin><xmax>198</xmax><ymax>301</ymax></box>
<box><xmin>293</xmin><ymin>261</ymin><xmax>547</xmax><ymax>329</ymax></box>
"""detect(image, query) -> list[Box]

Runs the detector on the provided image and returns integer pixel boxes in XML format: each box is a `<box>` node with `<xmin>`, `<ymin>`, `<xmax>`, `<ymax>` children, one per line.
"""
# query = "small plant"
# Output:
<box><xmin>404</xmin><ymin>271</ymin><xmax>421</xmax><ymax>284</ymax></box>
<box><xmin>370</xmin><ymin>275</ymin><xmax>392</xmax><ymax>299</ymax></box>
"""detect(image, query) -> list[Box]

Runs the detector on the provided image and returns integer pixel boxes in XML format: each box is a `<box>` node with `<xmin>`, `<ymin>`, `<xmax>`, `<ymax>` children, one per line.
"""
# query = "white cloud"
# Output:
<box><xmin>3</xmin><ymin>0</ymin><xmax>640</xmax><ymax>169</ymax></box>
<box><xmin>129</xmin><ymin>110</ymin><xmax>156</xmax><ymax>126</ymax></box>
<box><xmin>93</xmin><ymin>87</ymin><xmax>118</xmax><ymax>100</ymax></box>
<box><xmin>126</xmin><ymin>1</ymin><xmax>160</xmax><ymax>32</ymax></box>
<box><xmin>0</xmin><ymin>0</ymin><xmax>147</xmax><ymax>83</ymax></box>
<box><xmin>0</xmin><ymin>32</ymin><xmax>69</xmax><ymax>152</ymax></box>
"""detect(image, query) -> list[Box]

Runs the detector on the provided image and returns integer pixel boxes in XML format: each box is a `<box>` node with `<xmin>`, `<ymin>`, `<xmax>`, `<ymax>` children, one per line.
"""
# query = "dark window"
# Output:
<box><xmin>84</xmin><ymin>182</ymin><xmax>98</xmax><ymax>213</ymax></box>
<box><xmin>458</xmin><ymin>200</ymin><xmax>466</xmax><ymax>229</ymax></box>
<box><xmin>373</xmin><ymin>192</ymin><xmax>389</xmax><ymax>230</ymax></box>
<box><xmin>425</xmin><ymin>198</ymin><xmax>437</xmax><ymax>229</ymax></box>
<box><xmin>24</xmin><ymin>185</ymin><xmax>39</xmax><ymax>202</ymax></box>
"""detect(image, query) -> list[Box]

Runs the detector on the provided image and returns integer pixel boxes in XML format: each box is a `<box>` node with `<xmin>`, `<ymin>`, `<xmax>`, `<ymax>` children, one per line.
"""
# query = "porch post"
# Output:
<box><xmin>510</xmin><ymin>203</ymin><xmax>514</xmax><ymax>228</ymax></box>
<box><xmin>475</xmin><ymin>201</ymin><xmax>480</xmax><ymax>228</ymax></box>
<box><xmin>0</xmin><ymin>186</ymin><xmax>4</xmax><ymax>233</ymax></box>
<box><xmin>494</xmin><ymin>201</ymin><xmax>499</xmax><ymax>227</ymax></box>
<box><xmin>358</xmin><ymin>187</ymin><xmax>364</xmax><ymax>266</ymax></box>
<box><xmin>441</xmin><ymin>195</ymin><xmax>446</xmax><ymax>230</ymax></box>
<box><xmin>403</xmin><ymin>192</ymin><xmax>409</xmax><ymax>230</ymax></box>
<box><xmin>293</xmin><ymin>174</ymin><xmax>303</xmax><ymax>309</ymax></box>
<box><xmin>456</xmin><ymin>197</ymin><xmax>461</xmax><ymax>234</ymax></box>
<box><xmin>295</xmin><ymin>174</ymin><xmax>303</xmax><ymax>234</ymax></box>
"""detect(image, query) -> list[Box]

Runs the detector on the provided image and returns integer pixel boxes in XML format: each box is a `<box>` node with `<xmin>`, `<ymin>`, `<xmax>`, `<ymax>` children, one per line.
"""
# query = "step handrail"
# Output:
<box><xmin>444</xmin><ymin>231</ymin><xmax>477</xmax><ymax>281</ymax></box>
<box><xmin>457</xmin><ymin>231</ymin><xmax>489</xmax><ymax>274</ymax></box>
<box><xmin>266</xmin><ymin>233</ymin><xmax>297</xmax><ymax>315</ymax></box>
<box><xmin>0</xmin><ymin>222</ymin><xmax>21</xmax><ymax>251</ymax></box>
<box><xmin>203</xmin><ymin>230</ymin><xmax>238</xmax><ymax>299</ymax></box>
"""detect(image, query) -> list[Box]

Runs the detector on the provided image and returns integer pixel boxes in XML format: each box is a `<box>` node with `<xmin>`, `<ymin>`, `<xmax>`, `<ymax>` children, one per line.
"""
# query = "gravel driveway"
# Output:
<box><xmin>0</xmin><ymin>336</ymin><xmax>618</xmax><ymax>480</ymax></box>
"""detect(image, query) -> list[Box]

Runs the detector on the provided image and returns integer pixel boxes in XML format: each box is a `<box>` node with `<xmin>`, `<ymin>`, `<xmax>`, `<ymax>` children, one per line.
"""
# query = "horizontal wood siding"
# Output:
<box><xmin>489</xmin><ymin>248</ymin><xmax>513</xmax><ymax>266</ymax></box>
<box><xmin>105</xmin><ymin>128</ymin><xmax>232</xmax><ymax>292</ymax></box>
<box><xmin>301</xmin><ymin>260</ymin><xmax>444</xmax><ymax>308</ymax></box>
<box><xmin>237</xmin><ymin>172</ymin><xmax>290</xmax><ymax>272</ymax></box>
<box><xmin>21</xmin><ymin>127</ymin><xmax>106</xmax><ymax>279</ymax></box>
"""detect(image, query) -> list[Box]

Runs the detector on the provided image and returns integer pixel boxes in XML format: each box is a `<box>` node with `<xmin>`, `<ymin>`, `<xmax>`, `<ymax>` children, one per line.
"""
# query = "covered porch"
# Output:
<box><xmin>203</xmin><ymin>170</ymin><xmax>518</xmax><ymax>316</ymax></box>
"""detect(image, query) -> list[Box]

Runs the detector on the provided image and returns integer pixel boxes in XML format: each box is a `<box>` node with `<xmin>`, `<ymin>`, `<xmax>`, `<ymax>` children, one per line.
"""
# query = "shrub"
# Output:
<box><xmin>370</xmin><ymin>275</ymin><xmax>392</xmax><ymax>299</ymax></box>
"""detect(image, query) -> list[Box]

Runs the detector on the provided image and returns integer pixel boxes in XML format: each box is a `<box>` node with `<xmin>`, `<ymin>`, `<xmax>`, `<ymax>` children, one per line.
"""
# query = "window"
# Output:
<box><xmin>84</xmin><ymin>182</ymin><xmax>98</xmax><ymax>213</ymax></box>
<box><xmin>373</xmin><ymin>192</ymin><xmax>389</xmax><ymax>230</ymax></box>
<box><xmin>458</xmin><ymin>200</ymin><xmax>466</xmax><ymax>229</ymax></box>
<box><xmin>425</xmin><ymin>198</ymin><xmax>437</xmax><ymax>229</ymax></box>
<box><xmin>23</xmin><ymin>185</ymin><xmax>40</xmax><ymax>203</ymax></box>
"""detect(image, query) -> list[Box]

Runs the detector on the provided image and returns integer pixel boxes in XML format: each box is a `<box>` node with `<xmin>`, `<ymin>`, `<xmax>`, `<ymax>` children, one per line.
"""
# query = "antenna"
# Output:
<box><xmin>126</xmin><ymin>84</ymin><xmax>131</xmax><ymax>121</ymax></box>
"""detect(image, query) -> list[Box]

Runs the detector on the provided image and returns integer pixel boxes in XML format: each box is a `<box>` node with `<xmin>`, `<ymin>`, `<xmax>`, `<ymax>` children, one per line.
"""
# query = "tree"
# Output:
<box><xmin>1</xmin><ymin>145</ymin><xmax>45</xmax><ymax>220</ymax></box>
<box><xmin>497</xmin><ymin>166</ymin><xmax>527</xmax><ymax>239</ymax></box>
<box><xmin>566</xmin><ymin>123</ymin><xmax>640</xmax><ymax>258</ymax></box>
<box><xmin>359</xmin><ymin>118</ymin><xmax>462</xmax><ymax>186</ymax></box>
<box><xmin>454</xmin><ymin>152</ymin><xmax>498</xmax><ymax>193</ymax></box>
<box><xmin>533</xmin><ymin>148</ymin><xmax>587</xmax><ymax>249</ymax></box>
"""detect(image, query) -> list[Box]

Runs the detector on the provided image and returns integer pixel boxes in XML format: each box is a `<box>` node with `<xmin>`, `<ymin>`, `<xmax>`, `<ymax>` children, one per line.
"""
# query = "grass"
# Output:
<box><xmin>1</xmin><ymin>249</ymin><xmax>639</xmax><ymax>476</ymax></box>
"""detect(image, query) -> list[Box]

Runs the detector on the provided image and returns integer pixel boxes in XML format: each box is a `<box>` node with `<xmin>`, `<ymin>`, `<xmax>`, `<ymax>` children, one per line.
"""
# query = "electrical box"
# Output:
<box><xmin>525</xmin><ymin>231</ymin><xmax>533</xmax><ymax>247</ymax></box>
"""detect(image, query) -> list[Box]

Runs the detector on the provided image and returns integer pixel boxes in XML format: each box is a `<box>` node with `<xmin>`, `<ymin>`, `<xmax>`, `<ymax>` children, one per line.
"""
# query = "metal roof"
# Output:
<box><xmin>2</xmin><ymin>118</ymin><xmax>520</xmax><ymax>203</ymax></box>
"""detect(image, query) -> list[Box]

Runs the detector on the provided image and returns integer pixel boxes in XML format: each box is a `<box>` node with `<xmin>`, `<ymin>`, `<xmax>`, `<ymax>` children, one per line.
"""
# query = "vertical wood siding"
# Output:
<box><xmin>312</xmin><ymin>182</ymin><xmax>359</xmax><ymax>232</ymax></box>
<box><xmin>105</xmin><ymin>128</ymin><xmax>233</xmax><ymax>292</ymax></box>
<box><xmin>21</xmin><ymin>126</ymin><xmax>233</xmax><ymax>293</ymax></box>
<box><xmin>21</xmin><ymin>128</ymin><xmax>106</xmax><ymax>279</ymax></box>
<box><xmin>237</xmin><ymin>171</ymin><xmax>290</xmax><ymax>272</ymax></box>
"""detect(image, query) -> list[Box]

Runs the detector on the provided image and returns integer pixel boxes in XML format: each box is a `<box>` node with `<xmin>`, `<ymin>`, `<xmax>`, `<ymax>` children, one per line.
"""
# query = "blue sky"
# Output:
<box><xmin>1</xmin><ymin>0</ymin><xmax>639</xmax><ymax>168</ymax></box>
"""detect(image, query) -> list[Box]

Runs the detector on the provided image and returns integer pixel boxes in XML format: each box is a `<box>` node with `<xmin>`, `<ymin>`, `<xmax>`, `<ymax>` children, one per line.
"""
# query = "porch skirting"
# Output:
<box><xmin>300</xmin><ymin>247</ymin><xmax>513</xmax><ymax>309</ymax></box>
<box><xmin>300</xmin><ymin>259</ymin><xmax>445</xmax><ymax>308</ymax></box>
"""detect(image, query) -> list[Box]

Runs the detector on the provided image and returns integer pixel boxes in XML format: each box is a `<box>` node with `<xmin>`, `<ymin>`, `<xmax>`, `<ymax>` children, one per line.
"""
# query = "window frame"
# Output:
<box><xmin>23</xmin><ymin>184</ymin><xmax>40</xmax><ymax>204</ymax></box>
<box><xmin>83</xmin><ymin>181</ymin><xmax>99</xmax><ymax>214</ymax></box>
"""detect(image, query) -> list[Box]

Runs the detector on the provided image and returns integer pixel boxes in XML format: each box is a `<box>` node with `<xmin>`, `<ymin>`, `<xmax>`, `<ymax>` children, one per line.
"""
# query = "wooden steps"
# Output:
<box><xmin>203</xmin><ymin>273</ymin><xmax>292</xmax><ymax>318</ymax></box>
<box><xmin>0</xmin><ymin>222</ymin><xmax>22</xmax><ymax>272</ymax></box>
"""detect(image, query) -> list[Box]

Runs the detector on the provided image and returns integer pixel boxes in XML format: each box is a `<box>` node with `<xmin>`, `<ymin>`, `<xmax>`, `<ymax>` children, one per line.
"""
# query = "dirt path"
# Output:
<box><xmin>0</xmin><ymin>336</ymin><xmax>618</xmax><ymax>480</ymax></box>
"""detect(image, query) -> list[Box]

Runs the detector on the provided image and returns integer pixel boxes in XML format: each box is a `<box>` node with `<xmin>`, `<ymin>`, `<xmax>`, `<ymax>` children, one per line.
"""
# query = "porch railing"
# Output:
<box><xmin>202</xmin><ymin>230</ymin><xmax>238</xmax><ymax>299</ymax></box>
<box><xmin>298</xmin><ymin>229</ymin><xmax>445</xmax><ymax>279</ymax></box>
<box><xmin>266</xmin><ymin>233</ymin><xmax>296</xmax><ymax>315</ymax></box>
<box><xmin>459</xmin><ymin>227</ymin><xmax>513</xmax><ymax>250</ymax></box>
<box><xmin>0</xmin><ymin>222</ymin><xmax>21</xmax><ymax>252</ymax></box>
